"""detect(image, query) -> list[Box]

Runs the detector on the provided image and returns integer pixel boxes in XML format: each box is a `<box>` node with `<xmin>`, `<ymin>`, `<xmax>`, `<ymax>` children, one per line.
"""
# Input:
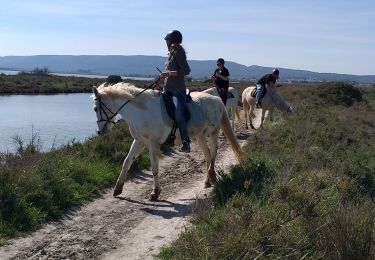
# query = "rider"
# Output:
<box><xmin>211</xmin><ymin>58</ymin><xmax>230</xmax><ymax>105</ymax></box>
<box><xmin>159</xmin><ymin>30</ymin><xmax>191</xmax><ymax>152</ymax></box>
<box><xmin>255</xmin><ymin>68</ymin><xmax>279</xmax><ymax>108</ymax></box>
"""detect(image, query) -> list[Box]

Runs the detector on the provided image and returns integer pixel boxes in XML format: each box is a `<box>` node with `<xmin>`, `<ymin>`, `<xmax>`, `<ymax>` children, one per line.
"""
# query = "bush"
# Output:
<box><xmin>213</xmin><ymin>157</ymin><xmax>274</xmax><ymax>205</ymax></box>
<box><xmin>106</xmin><ymin>75</ymin><xmax>122</xmax><ymax>84</ymax></box>
<box><xmin>317</xmin><ymin>81</ymin><xmax>362</xmax><ymax>106</ymax></box>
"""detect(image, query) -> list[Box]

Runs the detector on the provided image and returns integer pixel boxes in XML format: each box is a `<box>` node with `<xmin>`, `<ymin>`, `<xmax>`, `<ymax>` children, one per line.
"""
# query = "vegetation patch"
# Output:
<box><xmin>159</xmin><ymin>83</ymin><xmax>375</xmax><ymax>259</ymax></box>
<box><xmin>317</xmin><ymin>81</ymin><xmax>362</xmax><ymax>106</ymax></box>
<box><xmin>0</xmin><ymin>122</ymin><xmax>149</xmax><ymax>243</ymax></box>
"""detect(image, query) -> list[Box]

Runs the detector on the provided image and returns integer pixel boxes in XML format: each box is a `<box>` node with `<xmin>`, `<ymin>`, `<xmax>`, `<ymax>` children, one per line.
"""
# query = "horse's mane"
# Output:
<box><xmin>96</xmin><ymin>82</ymin><xmax>158</xmax><ymax>110</ymax></box>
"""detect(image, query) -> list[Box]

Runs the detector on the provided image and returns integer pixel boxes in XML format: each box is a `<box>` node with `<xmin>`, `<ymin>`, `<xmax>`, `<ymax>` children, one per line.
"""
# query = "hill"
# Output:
<box><xmin>1</xmin><ymin>55</ymin><xmax>375</xmax><ymax>83</ymax></box>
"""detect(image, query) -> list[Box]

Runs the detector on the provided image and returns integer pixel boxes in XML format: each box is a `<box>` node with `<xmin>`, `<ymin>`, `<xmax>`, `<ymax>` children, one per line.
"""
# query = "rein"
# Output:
<box><xmin>95</xmin><ymin>79</ymin><xmax>159</xmax><ymax>129</ymax></box>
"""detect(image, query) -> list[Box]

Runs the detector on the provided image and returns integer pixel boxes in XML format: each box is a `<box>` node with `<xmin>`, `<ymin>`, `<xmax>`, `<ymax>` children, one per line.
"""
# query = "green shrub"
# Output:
<box><xmin>317</xmin><ymin>81</ymin><xmax>362</xmax><ymax>106</ymax></box>
<box><xmin>213</xmin><ymin>156</ymin><xmax>275</xmax><ymax>205</ymax></box>
<box><xmin>0</xmin><ymin>121</ymin><xmax>149</xmax><ymax>241</ymax></box>
<box><xmin>159</xmin><ymin>85</ymin><xmax>375</xmax><ymax>259</ymax></box>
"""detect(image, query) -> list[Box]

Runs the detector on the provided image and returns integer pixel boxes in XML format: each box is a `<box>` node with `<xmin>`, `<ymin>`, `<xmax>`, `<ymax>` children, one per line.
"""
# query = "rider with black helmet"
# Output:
<box><xmin>159</xmin><ymin>30</ymin><xmax>191</xmax><ymax>152</ymax></box>
<box><xmin>211</xmin><ymin>58</ymin><xmax>230</xmax><ymax>105</ymax></box>
<box><xmin>255</xmin><ymin>68</ymin><xmax>280</xmax><ymax>108</ymax></box>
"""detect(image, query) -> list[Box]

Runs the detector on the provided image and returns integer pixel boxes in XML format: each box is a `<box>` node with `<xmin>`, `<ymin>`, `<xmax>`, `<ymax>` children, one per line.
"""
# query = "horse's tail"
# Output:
<box><xmin>221</xmin><ymin>109</ymin><xmax>244</xmax><ymax>161</ymax></box>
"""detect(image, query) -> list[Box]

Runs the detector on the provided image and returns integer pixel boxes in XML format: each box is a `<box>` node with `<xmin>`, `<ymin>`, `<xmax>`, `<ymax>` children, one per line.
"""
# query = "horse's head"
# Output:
<box><xmin>92</xmin><ymin>86</ymin><xmax>115</xmax><ymax>135</ymax></box>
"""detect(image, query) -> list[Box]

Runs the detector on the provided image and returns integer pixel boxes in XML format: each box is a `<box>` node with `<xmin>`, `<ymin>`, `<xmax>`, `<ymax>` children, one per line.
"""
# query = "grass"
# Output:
<box><xmin>0</xmin><ymin>122</ymin><xmax>149</xmax><ymax>243</ymax></box>
<box><xmin>158</xmin><ymin>83</ymin><xmax>375</xmax><ymax>259</ymax></box>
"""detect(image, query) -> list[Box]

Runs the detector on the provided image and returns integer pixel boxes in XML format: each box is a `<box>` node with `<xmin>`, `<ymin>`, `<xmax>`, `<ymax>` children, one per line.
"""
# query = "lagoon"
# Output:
<box><xmin>0</xmin><ymin>69</ymin><xmax>154</xmax><ymax>81</ymax></box>
<box><xmin>0</xmin><ymin>93</ymin><xmax>97</xmax><ymax>153</ymax></box>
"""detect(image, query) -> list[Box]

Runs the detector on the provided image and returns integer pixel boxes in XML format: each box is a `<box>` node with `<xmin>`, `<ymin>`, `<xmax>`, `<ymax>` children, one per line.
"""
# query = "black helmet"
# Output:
<box><xmin>164</xmin><ymin>30</ymin><xmax>182</xmax><ymax>44</ymax></box>
<box><xmin>272</xmin><ymin>68</ymin><xmax>279</xmax><ymax>76</ymax></box>
<box><xmin>217</xmin><ymin>58</ymin><xmax>225</xmax><ymax>65</ymax></box>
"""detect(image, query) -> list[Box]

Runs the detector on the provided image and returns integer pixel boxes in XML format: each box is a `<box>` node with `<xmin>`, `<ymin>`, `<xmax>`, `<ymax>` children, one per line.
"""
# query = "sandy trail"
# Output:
<box><xmin>0</xmin><ymin>109</ymin><xmax>261</xmax><ymax>260</ymax></box>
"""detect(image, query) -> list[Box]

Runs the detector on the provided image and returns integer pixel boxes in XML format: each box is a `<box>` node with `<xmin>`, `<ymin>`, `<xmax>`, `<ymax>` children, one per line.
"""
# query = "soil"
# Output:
<box><xmin>0</xmin><ymin>110</ymin><xmax>261</xmax><ymax>260</ymax></box>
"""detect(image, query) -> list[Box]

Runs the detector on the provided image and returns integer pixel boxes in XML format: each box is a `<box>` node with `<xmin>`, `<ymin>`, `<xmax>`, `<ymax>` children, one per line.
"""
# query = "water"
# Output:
<box><xmin>0</xmin><ymin>93</ymin><xmax>97</xmax><ymax>153</ymax></box>
<box><xmin>0</xmin><ymin>69</ymin><xmax>154</xmax><ymax>81</ymax></box>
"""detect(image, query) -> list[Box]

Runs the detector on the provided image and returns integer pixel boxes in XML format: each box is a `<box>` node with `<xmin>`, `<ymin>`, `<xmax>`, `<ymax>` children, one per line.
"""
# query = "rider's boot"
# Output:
<box><xmin>179</xmin><ymin>140</ymin><xmax>190</xmax><ymax>153</ymax></box>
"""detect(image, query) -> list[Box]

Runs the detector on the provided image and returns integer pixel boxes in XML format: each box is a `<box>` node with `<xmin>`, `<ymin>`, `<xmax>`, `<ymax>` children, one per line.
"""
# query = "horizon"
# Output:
<box><xmin>1</xmin><ymin>54</ymin><xmax>375</xmax><ymax>77</ymax></box>
<box><xmin>0</xmin><ymin>1</ymin><xmax>374</xmax><ymax>75</ymax></box>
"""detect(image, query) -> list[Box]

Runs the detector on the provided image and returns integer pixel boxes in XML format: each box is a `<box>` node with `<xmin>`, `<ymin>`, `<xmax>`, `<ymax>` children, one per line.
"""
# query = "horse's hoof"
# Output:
<box><xmin>149</xmin><ymin>193</ymin><xmax>159</xmax><ymax>201</ymax></box>
<box><xmin>149</xmin><ymin>188</ymin><xmax>161</xmax><ymax>201</ymax></box>
<box><xmin>204</xmin><ymin>181</ymin><xmax>212</xmax><ymax>188</ymax></box>
<box><xmin>113</xmin><ymin>188</ymin><xmax>123</xmax><ymax>196</ymax></box>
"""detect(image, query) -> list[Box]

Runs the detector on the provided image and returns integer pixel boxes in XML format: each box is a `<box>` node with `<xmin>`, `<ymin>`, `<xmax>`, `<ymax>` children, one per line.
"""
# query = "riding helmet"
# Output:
<box><xmin>217</xmin><ymin>58</ymin><xmax>225</xmax><ymax>65</ymax></box>
<box><xmin>272</xmin><ymin>68</ymin><xmax>280</xmax><ymax>76</ymax></box>
<box><xmin>164</xmin><ymin>30</ymin><xmax>183</xmax><ymax>44</ymax></box>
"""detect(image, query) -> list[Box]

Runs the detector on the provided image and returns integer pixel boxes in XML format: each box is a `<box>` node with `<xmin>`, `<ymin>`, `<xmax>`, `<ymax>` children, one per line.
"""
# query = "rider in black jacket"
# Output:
<box><xmin>255</xmin><ymin>68</ymin><xmax>279</xmax><ymax>108</ymax></box>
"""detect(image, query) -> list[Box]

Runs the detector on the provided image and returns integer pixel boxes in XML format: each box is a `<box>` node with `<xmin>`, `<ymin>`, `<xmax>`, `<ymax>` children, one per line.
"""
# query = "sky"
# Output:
<box><xmin>0</xmin><ymin>0</ymin><xmax>374</xmax><ymax>75</ymax></box>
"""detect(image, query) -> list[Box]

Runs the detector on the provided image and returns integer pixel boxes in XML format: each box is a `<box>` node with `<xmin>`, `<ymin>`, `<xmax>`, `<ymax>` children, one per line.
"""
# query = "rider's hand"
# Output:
<box><xmin>161</xmin><ymin>71</ymin><xmax>175</xmax><ymax>78</ymax></box>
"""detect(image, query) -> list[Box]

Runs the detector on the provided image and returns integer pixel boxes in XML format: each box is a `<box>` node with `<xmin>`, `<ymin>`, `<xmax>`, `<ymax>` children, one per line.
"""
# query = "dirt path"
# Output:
<box><xmin>0</xmin><ymin>110</ymin><xmax>261</xmax><ymax>260</ymax></box>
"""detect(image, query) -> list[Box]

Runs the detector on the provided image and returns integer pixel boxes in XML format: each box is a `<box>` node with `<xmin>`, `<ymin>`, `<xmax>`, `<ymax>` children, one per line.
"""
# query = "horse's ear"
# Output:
<box><xmin>92</xmin><ymin>86</ymin><xmax>99</xmax><ymax>97</ymax></box>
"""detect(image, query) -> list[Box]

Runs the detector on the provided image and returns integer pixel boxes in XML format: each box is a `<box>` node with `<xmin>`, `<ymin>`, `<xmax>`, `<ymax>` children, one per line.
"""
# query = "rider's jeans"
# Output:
<box><xmin>256</xmin><ymin>84</ymin><xmax>265</xmax><ymax>103</ymax></box>
<box><xmin>171</xmin><ymin>90</ymin><xmax>190</xmax><ymax>142</ymax></box>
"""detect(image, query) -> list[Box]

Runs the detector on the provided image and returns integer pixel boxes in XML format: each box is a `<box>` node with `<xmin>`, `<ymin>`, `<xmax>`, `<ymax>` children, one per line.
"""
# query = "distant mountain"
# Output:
<box><xmin>1</xmin><ymin>55</ymin><xmax>375</xmax><ymax>83</ymax></box>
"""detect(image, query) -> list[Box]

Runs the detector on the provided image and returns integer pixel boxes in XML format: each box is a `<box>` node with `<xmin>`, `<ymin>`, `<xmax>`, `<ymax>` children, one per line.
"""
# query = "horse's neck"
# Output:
<box><xmin>115</xmin><ymin>94</ymin><xmax>161</xmax><ymax>126</ymax></box>
<box><xmin>267</xmin><ymin>91</ymin><xmax>289</xmax><ymax>112</ymax></box>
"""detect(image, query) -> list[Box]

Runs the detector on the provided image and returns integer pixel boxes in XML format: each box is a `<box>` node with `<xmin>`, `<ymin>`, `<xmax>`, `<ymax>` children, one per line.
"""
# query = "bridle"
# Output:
<box><xmin>94</xmin><ymin>79</ymin><xmax>160</xmax><ymax>133</ymax></box>
<box><xmin>94</xmin><ymin>95</ymin><xmax>118</xmax><ymax>133</ymax></box>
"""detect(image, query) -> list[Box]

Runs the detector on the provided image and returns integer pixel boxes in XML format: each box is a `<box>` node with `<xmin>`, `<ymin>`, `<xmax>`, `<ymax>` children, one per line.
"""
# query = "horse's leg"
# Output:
<box><xmin>269</xmin><ymin>108</ymin><xmax>274</xmax><ymax>121</ymax></box>
<box><xmin>113</xmin><ymin>139</ymin><xmax>145</xmax><ymax>196</ymax></box>
<box><xmin>206</xmin><ymin>133</ymin><xmax>219</xmax><ymax>187</ymax></box>
<box><xmin>149</xmin><ymin>142</ymin><xmax>161</xmax><ymax>201</ymax></box>
<box><xmin>196</xmin><ymin>135</ymin><xmax>213</xmax><ymax>188</ymax></box>
<box><xmin>260</xmin><ymin>108</ymin><xmax>267</xmax><ymax>128</ymax></box>
<box><xmin>249</xmin><ymin>103</ymin><xmax>255</xmax><ymax>129</ymax></box>
<box><xmin>243</xmin><ymin>102</ymin><xmax>249</xmax><ymax>129</ymax></box>
<box><xmin>235</xmin><ymin>107</ymin><xmax>241</xmax><ymax>126</ymax></box>
<box><xmin>230</xmin><ymin>106</ymin><xmax>235</xmax><ymax>130</ymax></box>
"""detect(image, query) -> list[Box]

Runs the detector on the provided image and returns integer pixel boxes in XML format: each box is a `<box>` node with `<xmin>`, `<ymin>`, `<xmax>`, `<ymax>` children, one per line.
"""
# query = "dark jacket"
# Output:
<box><xmin>213</xmin><ymin>67</ymin><xmax>230</xmax><ymax>88</ymax></box>
<box><xmin>164</xmin><ymin>45</ymin><xmax>191</xmax><ymax>92</ymax></box>
<box><xmin>257</xmin><ymin>74</ymin><xmax>276</xmax><ymax>86</ymax></box>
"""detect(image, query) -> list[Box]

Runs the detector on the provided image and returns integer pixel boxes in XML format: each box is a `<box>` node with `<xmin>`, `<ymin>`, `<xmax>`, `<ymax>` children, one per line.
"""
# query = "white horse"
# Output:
<box><xmin>242</xmin><ymin>86</ymin><xmax>292</xmax><ymax>129</ymax></box>
<box><xmin>203</xmin><ymin>86</ymin><xmax>240</xmax><ymax>130</ymax></box>
<box><xmin>92</xmin><ymin>83</ymin><xmax>243</xmax><ymax>201</ymax></box>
